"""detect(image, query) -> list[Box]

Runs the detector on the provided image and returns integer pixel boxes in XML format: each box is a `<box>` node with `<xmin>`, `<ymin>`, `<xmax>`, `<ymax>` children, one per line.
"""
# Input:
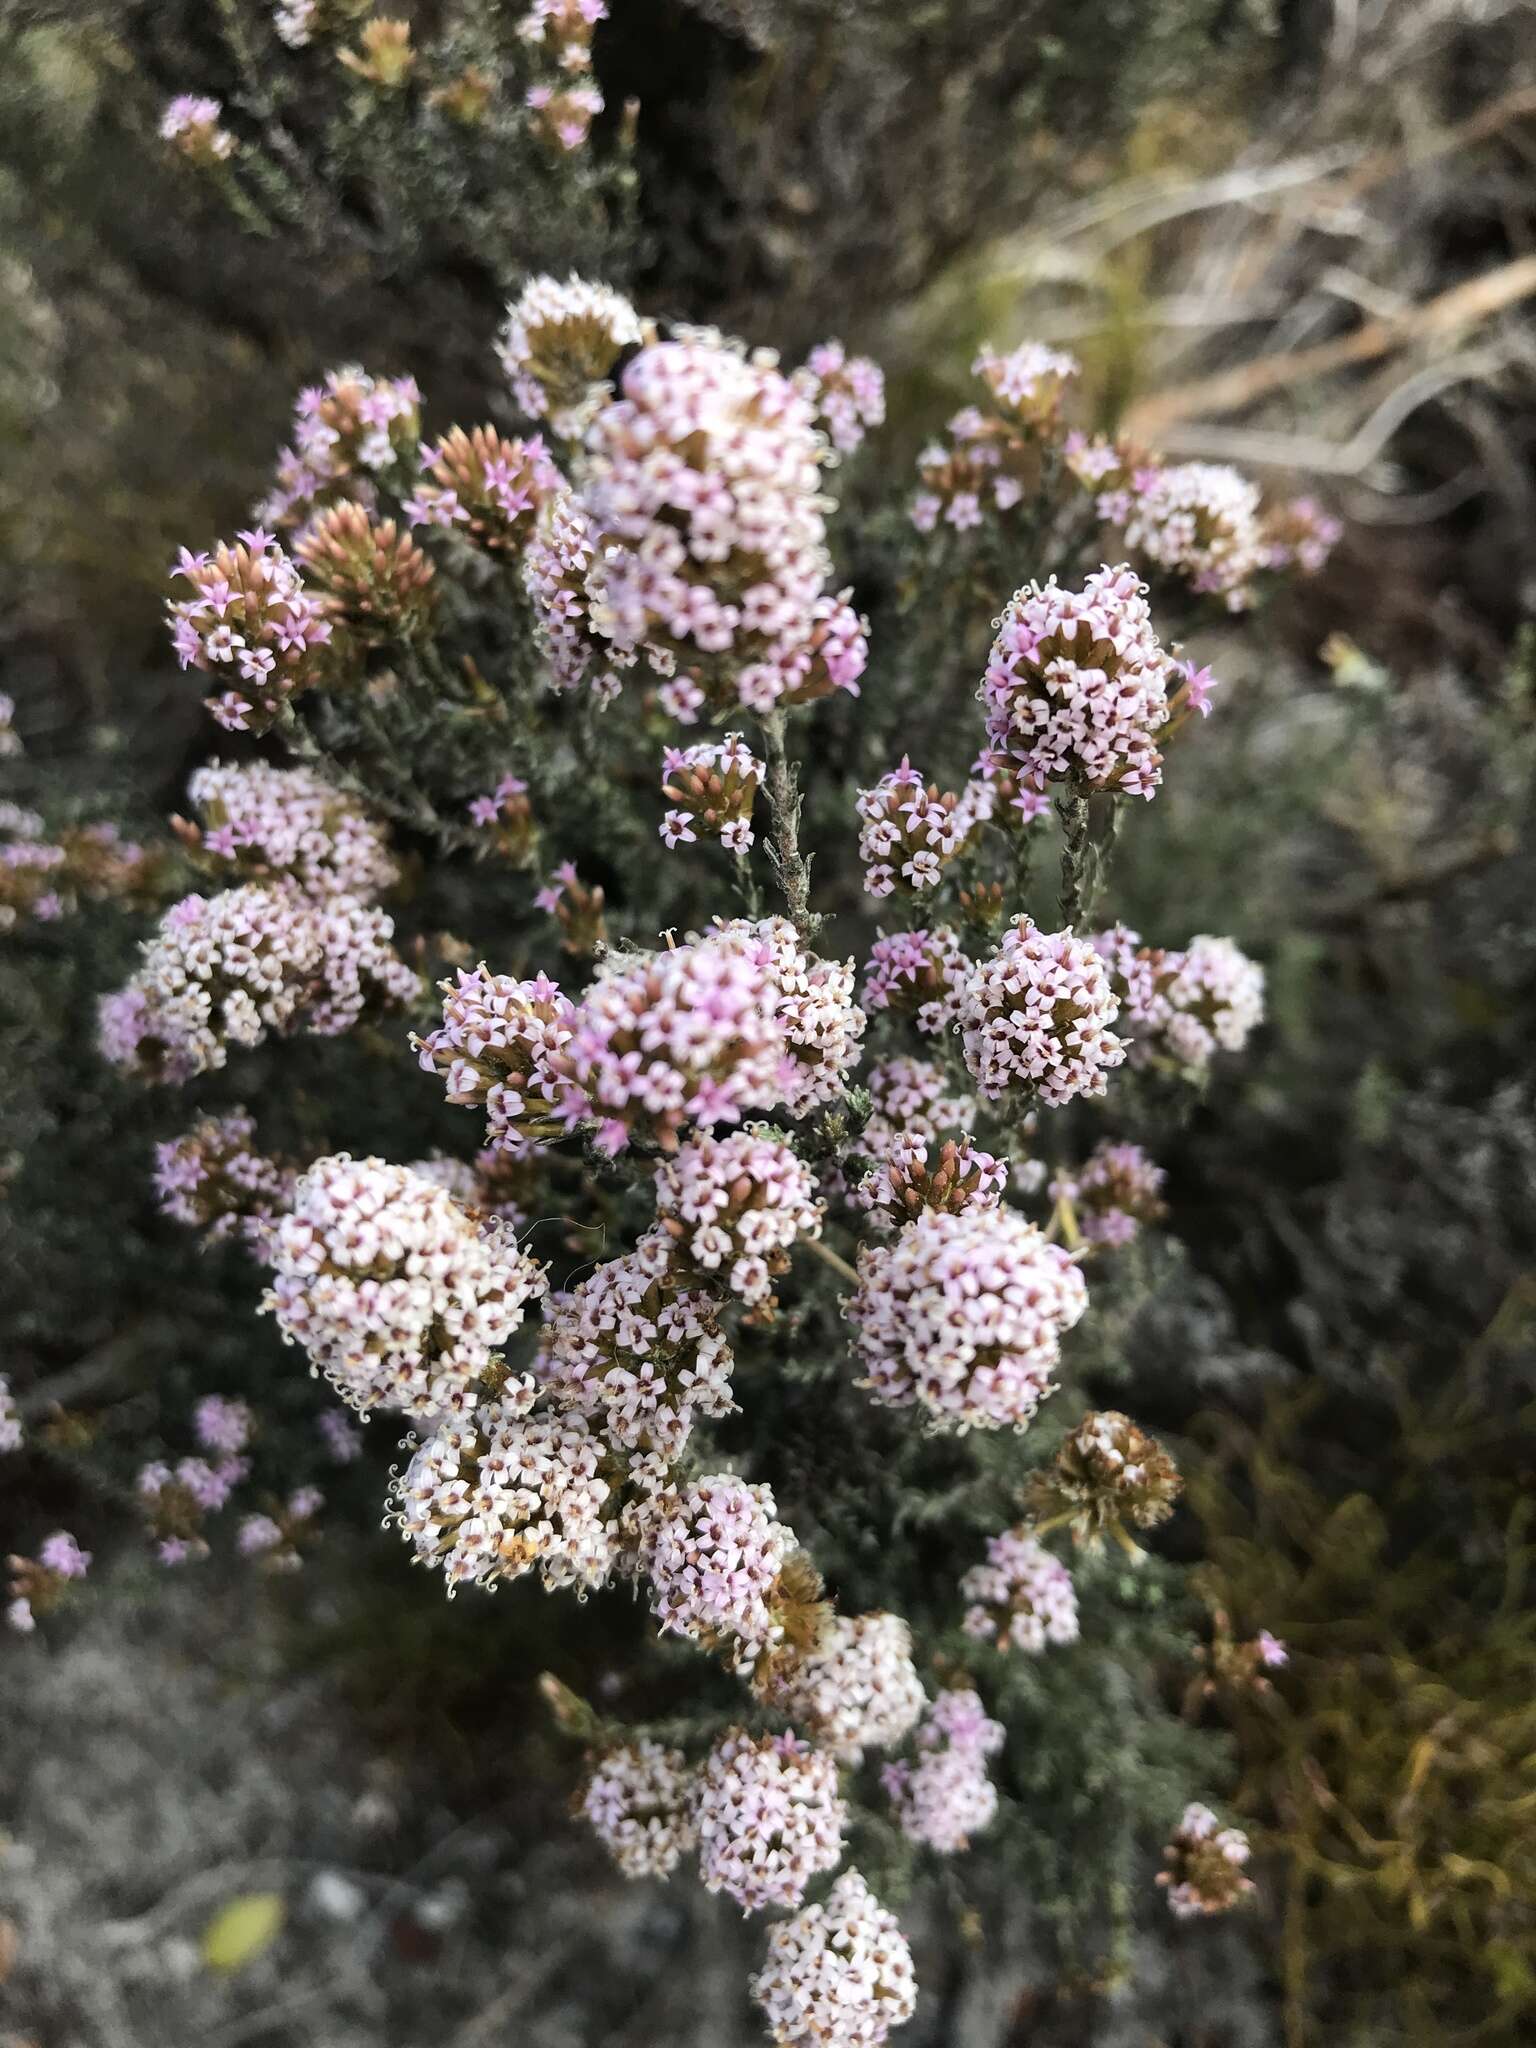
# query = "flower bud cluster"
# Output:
<box><xmin>184</xmin><ymin>760</ymin><xmax>398</xmax><ymax>901</ymax></box>
<box><xmin>855</xmin><ymin>759</ymin><xmax>993</xmax><ymax>897</ymax></box>
<box><xmin>849</xmin><ymin>1207</ymin><xmax>1087</xmax><ymax>1433</ymax></box>
<box><xmin>263</xmin><ymin>1154</ymin><xmax>548</xmax><ymax>1416</ymax></box>
<box><xmin>294</xmin><ymin>501</ymin><xmax>437</xmax><ymax>642</ymax></box>
<box><xmin>154</xmin><ymin>1109</ymin><xmax>296</xmax><ymax>1251</ymax></box>
<box><xmin>498</xmin><ymin>273</ymin><xmax>644</xmax><ymax>435</ymax></box>
<box><xmin>855</xmin><ymin>1133</ymin><xmax>1006</xmax><ymax>1228</ymax></box>
<box><xmin>1157</xmin><ymin>1804</ymin><xmax>1256</xmax><ymax>1918</ymax></box>
<box><xmin>652</xmin><ymin>1127</ymin><xmax>823</xmax><ymax>1307</ymax></box>
<box><xmin>980</xmin><ymin>566</ymin><xmax>1176</xmax><ymax>799</ymax></box>
<box><xmin>262</xmin><ymin>368</ymin><xmax>422</xmax><ymax>528</ymax></box>
<box><xmin>960</xmin><ymin>1527</ymin><xmax>1078</xmax><ymax>1653</ymax></box>
<box><xmin>794</xmin><ymin>341</ymin><xmax>886</xmax><ymax>456</ymax></box>
<box><xmin>959</xmin><ymin>915</ymin><xmax>1125</xmax><ymax>1107</ymax></box>
<box><xmin>1027</xmin><ymin>1409</ymin><xmax>1182</xmax><ymax>1545</ymax></box>
<box><xmin>100</xmin><ymin>883</ymin><xmax>418</xmax><ymax>1084</ymax></box>
<box><xmin>882</xmin><ymin>1688</ymin><xmax>1003</xmax><ymax>1854</ymax></box>
<box><xmin>695</xmin><ymin>1728</ymin><xmax>846</xmax><ymax>1911</ymax></box>
<box><xmin>861</xmin><ymin>927</ymin><xmax>970</xmax><ymax>1035</ymax></box>
<box><xmin>407</xmin><ymin>428</ymin><xmax>560</xmax><ymax>554</ymax></box>
<box><xmin>660</xmin><ymin>733</ymin><xmax>763</xmax><ymax>852</ymax></box>
<box><xmin>536</xmin><ymin>1229</ymin><xmax>736</xmax><ymax>1460</ymax></box>
<box><xmin>750</xmin><ymin>1868</ymin><xmax>917</xmax><ymax>2048</ymax></box>
<box><xmin>1052</xmin><ymin>1140</ymin><xmax>1167</xmax><ymax>1247</ymax></box>
<box><xmin>581</xmin><ymin>1739</ymin><xmax>699</xmax><ymax>1878</ymax></box>
<box><xmin>168</xmin><ymin>533</ymin><xmax>337</xmax><ymax>733</ymax></box>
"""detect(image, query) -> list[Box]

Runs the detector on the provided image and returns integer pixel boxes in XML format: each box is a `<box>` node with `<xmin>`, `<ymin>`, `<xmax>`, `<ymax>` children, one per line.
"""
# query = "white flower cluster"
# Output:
<box><xmin>522</xmin><ymin>486</ymin><xmax>631</xmax><ymax>700</ymax></box>
<box><xmin>536</xmin><ymin>1229</ymin><xmax>736</xmax><ymax>1460</ymax></box>
<box><xmin>960</xmin><ymin>1528</ymin><xmax>1079</xmax><ymax>1653</ymax></box>
<box><xmin>498</xmin><ymin>273</ymin><xmax>644</xmax><ymax>435</ymax></box>
<box><xmin>959</xmin><ymin>915</ymin><xmax>1125</xmax><ymax>1107</ymax></box>
<box><xmin>732</xmin><ymin>917</ymin><xmax>866</xmax><ymax>1120</ymax></box>
<box><xmin>855</xmin><ymin>759</ymin><xmax>993</xmax><ymax>897</ymax></box>
<box><xmin>883</xmin><ymin>1688</ymin><xmax>1004</xmax><ymax>1854</ymax></box>
<box><xmin>263</xmin><ymin>1154</ymin><xmax>547</xmax><ymax>1416</ymax></box>
<box><xmin>581</xmin><ymin>1739</ymin><xmax>699</xmax><ymax>1878</ymax></box>
<box><xmin>186</xmin><ymin>759</ymin><xmax>398</xmax><ymax>901</ymax></box>
<box><xmin>0</xmin><ymin>1374</ymin><xmax>21</xmax><ymax>1454</ymax></box>
<box><xmin>579</xmin><ymin>336</ymin><xmax>864</xmax><ymax>719</ymax></box>
<box><xmin>861</xmin><ymin>927</ymin><xmax>970</xmax><ymax>1035</ymax></box>
<box><xmin>695</xmin><ymin>1728</ymin><xmax>847</xmax><ymax>1912</ymax></box>
<box><xmin>652</xmin><ymin>1128</ymin><xmax>823</xmax><ymax>1306</ymax></box>
<box><xmin>973</xmin><ymin>340</ymin><xmax>1078</xmax><ymax>426</ymax></box>
<box><xmin>750</xmin><ymin>1869</ymin><xmax>917</xmax><ymax>2048</ymax></box>
<box><xmin>767</xmin><ymin>1612</ymin><xmax>926</xmax><ymax>1764</ymax></box>
<box><xmin>100</xmin><ymin>883</ymin><xmax>418</xmax><ymax>1084</ymax></box>
<box><xmin>848</xmin><ymin>1207</ymin><xmax>1087</xmax><ymax>1433</ymax></box>
<box><xmin>1158</xmin><ymin>1803</ymin><xmax>1257</xmax><ymax>1918</ymax></box>
<box><xmin>1051</xmin><ymin>1140</ymin><xmax>1166</xmax><ymax>1246</ymax></box>
<box><xmin>980</xmin><ymin>565</ymin><xmax>1175</xmax><ymax>799</ymax></box>
<box><xmin>389</xmin><ymin>1374</ymin><xmax>614</xmax><ymax>1593</ymax></box>
<box><xmin>1113</xmin><ymin>462</ymin><xmax>1266</xmax><ymax>611</ymax></box>
<box><xmin>644</xmin><ymin>1472</ymin><xmax>793</xmax><ymax>1670</ymax></box>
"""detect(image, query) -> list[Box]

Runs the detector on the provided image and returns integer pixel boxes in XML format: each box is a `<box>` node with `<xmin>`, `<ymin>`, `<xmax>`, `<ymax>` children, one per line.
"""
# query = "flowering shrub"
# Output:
<box><xmin>10</xmin><ymin>116</ymin><xmax>1340</xmax><ymax>2008</ymax></box>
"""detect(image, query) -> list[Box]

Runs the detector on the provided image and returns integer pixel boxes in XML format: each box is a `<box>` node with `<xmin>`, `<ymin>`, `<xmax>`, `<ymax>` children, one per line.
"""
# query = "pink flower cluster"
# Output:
<box><xmin>750</xmin><ymin>1869</ymin><xmax>917</xmax><ymax>2048</ymax></box>
<box><xmin>100</xmin><ymin>883</ymin><xmax>418</xmax><ymax>1084</ymax></box>
<box><xmin>794</xmin><ymin>340</ymin><xmax>886</xmax><ymax>456</ymax></box>
<box><xmin>413</xmin><ymin>967</ymin><xmax>576</xmax><ymax>1151</ymax></box>
<box><xmin>695</xmin><ymin>1729</ymin><xmax>846</xmax><ymax>1912</ymax></box>
<box><xmin>660</xmin><ymin>733</ymin><xmax>763</xmax><ymax>852</ymax></box>
<box><xmin>581</xmin><ymin>1739</ymin><xmax>699</xmax><ymax>1878</ymax></box>
<box><xmin>1051</xmin><ymin>1140</ymin><xmax>1166</xmax><ymax>1246</ymax></box>
<box><xmin>390</xmin><ymin>1374</ymin><xmax>616</xmax><ymax>1593</ymax></box>
<box><xmin>138</xmin><ymin>1450</ymin><xmax>249</xmax><ymax>1566</ymax></box>
<box><xmin>168</xmin><ymin>533</ymin><xmax>336</xmax><ymax>734</ymax></box>
<box><xmin>498</xmin><ymin>273</ymin><xmax>643</xmax><ymax>435</ymax></box>
<box><xmin>185</xmin><ymin>759</ymin><xmax>398</xmax><ymax>901</ymax></box>
<box><xmin>236</xmin><ymin>1486</ymin><xmax>324</xmax><ymax>1572</ymax></box>
<box><xmin>861</xmin><ymin>926</ymin><xmax>971</xmax><ymax>1034</ymax></box>
<box><xmin>882</xmin><ymin>1688</ymin><xmax>1004</xmax><ymax>1854</ymax></box>
<box><xmin>7</xmin><ymin>1530</ymin><xmax>93</xmax><ymax>1634</ymax></box>
<box><xmin>848</xmin><ymin>1207</ymin><xmax>1087</xmax><ymax>1433</ymax></box>
<box><xmin>652</xmin><ymin>1128</ymin><xmax>823</xmax><ymax>1306</ymax></box>
<box><xmin>160</xmin><ymin>95</ymin><xmax>235</xmax><ymax>166</ymax></box>
<box><xmin>522</xmin><ymin>488</ymin><xmax>631</xmax><ymax>700</ymax></box>
<box><xmin>855</xmin><ymin>759</ymin><xmax>993</xmax><ymax>897</ymax></box>
<box><xmin>959</xmin><ymin>915</ymin><xmax>1125</xmax><ymax>1107</ymax></box>
<box><xmin>739</xmin><ymin>917</ymin><xmax>866</xmax><ymax>1120</ymax></box>
<box><xmin>536</xmin><ymin>1229</ymin><xmax>736</xmax><ymax>1460</ymax></box>
<box><xmin>643</xmin><ymin>1472</ymin><xmax>793</xmax><ymax>1670</ymax></box>
<box><xmin>960</xmin><ymin>1527</ymin><xmax>1079</xmax><ymax>1653</ymax></box>
<box><xmin>517</xmin><ymin>2</ymin><xmax>607</xmax><ymax>150</ymax></box>
<box><xmin>860</xmin><ymin>1055</ymin><xmax>977</xmax><ymax>1158</ymax></box>
<box><xmin>973</xmin><ymin>340</ymin><xmax>1078</xmax><ymax>427</ymax></box>
<box><xmin>766</xmin><ymin>1612</ymin><xmax>926</xmax><ymax>1765</ymax></box>
<box><xmin>578</xmin><ymin>336</ymin><xmax>864</xmax><ymax>719</ymax></box>
<box><xmin>261</xmin><ymin>368</ymin><xmax>422</xmax><ymax>527</ymax></box>
<box><xmin>980</xmin><ymin>566</ymin><xmax>1177</xmax><ymax>799</ymax></box>
<box><xmin>263</xmin><ymin>1154</ymin><xmax>548</xmax><ymax>1416</ymax></box>
<box><xmin>154</xmin><ymin>1108</ymin><xmax>295</xmax><ymax>1251</ymax></box>
<box><xmin>1092</xmin><ymin>926</ymin><xmax>1264</xmax><ymax>1073</ymax></box>
<box><xmin>1262</xmin><ymin>495</ymin><xmax>1343</xmax><ymax>576</ymax></box>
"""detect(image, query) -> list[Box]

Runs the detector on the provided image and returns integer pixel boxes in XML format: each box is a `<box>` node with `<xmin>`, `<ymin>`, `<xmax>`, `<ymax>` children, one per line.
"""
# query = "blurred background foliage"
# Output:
<box><xmin>2</xmin><ymin>1</ymin><xmax>1535</xmax><ymax>2044</ymax></box>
